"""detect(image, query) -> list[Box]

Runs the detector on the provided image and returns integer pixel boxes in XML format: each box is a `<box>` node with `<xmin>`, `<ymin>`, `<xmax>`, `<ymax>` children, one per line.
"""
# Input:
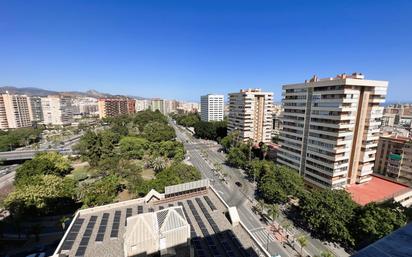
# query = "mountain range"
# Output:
<box><xmin>0</xmin><ymin>86</ymin><xmax>145</xmax><ymax>99</ymax></box>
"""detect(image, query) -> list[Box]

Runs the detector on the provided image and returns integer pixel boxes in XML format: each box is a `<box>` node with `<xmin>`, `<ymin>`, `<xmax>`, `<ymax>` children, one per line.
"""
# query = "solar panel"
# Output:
<box><xmin>74</xmin><ymin>216</ymin><xmax>97</xmax><ymax>257</ymax></box>
<box><xmin>60</xmin><ymin>218</ymin><xmax>85</xmax><ymax>251</ymax></box>
<box><xmin>148</xmin><ymin>208</ymin><xmax>154</xmax><ymax>212</ymax></box>
<box><xmin>203</xmin><ymin>195</ymin><xmax>217</xmax><ymax>211</ymax></box>
<box><xmin>95</xmin><ymin>213</ymin><xmax>109</xmax><ymax>242</ymax></box>
<box><xmin>110</xmin><ymin>211</ymin><xmax>121</xmax><ymax>239</ymax></box>
<box><xmin>168</xmin><ymin>204</ymin><xmax>174</xmax><ymax>207</ymax></box>
<box><xmin>137</xmin><ymin>205</ymin><xmax>143</xmax><ymax>214</ymax></box>
<box><xmin>158</xmin><ymin>206</ymin><xmax>164</xmax><ymax>210</ymax></box>
<box><xmin>125</xmin><ymin>208</ymin><xmax>132</xmax><ymax>225</ymax></box>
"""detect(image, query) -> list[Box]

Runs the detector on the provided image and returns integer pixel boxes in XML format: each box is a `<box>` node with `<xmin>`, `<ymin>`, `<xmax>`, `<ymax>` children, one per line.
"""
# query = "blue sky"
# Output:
<box><xmin>0</xmin><ymin>0</ymin><xmax>411</xmax><ymax>102</ymax></box>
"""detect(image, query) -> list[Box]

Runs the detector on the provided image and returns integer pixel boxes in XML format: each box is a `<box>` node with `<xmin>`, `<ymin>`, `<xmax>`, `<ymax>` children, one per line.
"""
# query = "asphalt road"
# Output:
<box><xmin>170</xmin><ymin>120</ymin><xmax>291</xmax><ymax>257</ymax></box>
<box><xmin>170</xmin><ymin>120</ymin><xmax>350</xmax><ymax>257</ymax></box>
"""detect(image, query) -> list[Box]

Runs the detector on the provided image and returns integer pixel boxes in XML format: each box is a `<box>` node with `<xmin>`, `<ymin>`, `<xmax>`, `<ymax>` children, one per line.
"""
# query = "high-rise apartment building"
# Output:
<box><xmin>228</xmin><ymin>89</ymin><xmax>273</xmax><ymax>143</ymax></box>
<box><xmin>28</xmin><ymin>96</ymin><xmax>44</xmax><ymax>122</ymax></box>
<box><xmin>42</xmin><ymin>95</ymin><xmax>73</xmax><ymax>125</ymax></box>
<box><xmin>278</xmin><ymin>73</ymin><xmax>388</xmax><ymax>189</ymax></box>
<box><xmin>200</xmin><ymin>94</ymin><xmax>224</xmax><ymax>122</ymax></box>
<box><xmin>135</xmin><ymin>99</ymin><xmax>151</xmax><ymax>112</ymax></box>
<box><xmin>151</xmin><ymin>99</ymin><xmax>165</xmax><ymax>114</ymax></box>
<box><xmin>0</xmin><ymin>93</ymin><xmax>32</xmax><ymax>129</ymax></box>
<box><xmin>72</xmin><ymin>97</ymin><xmax>98</xmax><ymax>116</ymax></box>
<box><xmin>98</xmin><ymin>98</ymin><xmax>129</xmax><ymax>118</ymax></box>
<box><xmin>127</xmin><ymin>99</ymin><xmax>136</xmax><ymax>114</ymax></box>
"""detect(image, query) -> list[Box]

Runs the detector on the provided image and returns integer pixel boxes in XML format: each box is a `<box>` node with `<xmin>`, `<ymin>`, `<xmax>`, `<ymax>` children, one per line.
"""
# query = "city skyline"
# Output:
<box><xmin>1</xmin><ymin>1</ymin><xmax>412</xmax><ymax>102</ymax></box>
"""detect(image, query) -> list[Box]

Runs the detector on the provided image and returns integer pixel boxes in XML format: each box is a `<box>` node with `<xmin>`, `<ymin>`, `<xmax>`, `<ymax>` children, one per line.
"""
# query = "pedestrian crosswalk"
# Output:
<box><xmin>251</xmin><ymin>228</ymin><xmax>276</xmax><ymax>245</ymax></box>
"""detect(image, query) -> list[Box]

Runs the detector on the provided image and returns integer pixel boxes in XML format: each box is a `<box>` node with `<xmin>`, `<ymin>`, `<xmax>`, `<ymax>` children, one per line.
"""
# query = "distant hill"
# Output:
<box><xmin>0</xmin><ymin>86</ymin><xmax>116</xmax><ymax>98</ymax></box>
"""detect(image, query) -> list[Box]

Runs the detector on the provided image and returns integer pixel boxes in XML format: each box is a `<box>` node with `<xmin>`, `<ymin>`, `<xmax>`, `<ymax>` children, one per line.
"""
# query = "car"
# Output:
<box><xmin>235</xmin><ymin>181</ymin><xmax>242</xmax><ymax>187</ymax></box>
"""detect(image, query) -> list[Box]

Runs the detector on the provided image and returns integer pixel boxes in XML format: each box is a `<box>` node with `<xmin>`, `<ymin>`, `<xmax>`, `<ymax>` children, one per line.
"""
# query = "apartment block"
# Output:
<box><xmin>71</xmin><ymin>97</ymin><xmax>98</xmax><ymax>116</ymax></box>
<box><xmin>200</xmin><ymin>94</ymin><xmax>224</xmax><ymax>122</ymax></box>
<box><xmin>375</xmin><ymin>135</ymin><xmax>412</xmax><ymax>185</ymax></box>
<box><xmin>98</xmin><ymin>98</ymin><xmax>129</xmax><ymax>118</ymax></box>
<box><xmin>135</xmin><ymin>99</ymin><xmax>151</xmax><ymax>112</ymax></box>
<box><xmin>228</xmin><ymin>89</ymin><xmax>273</xmax><ymax>143</ymax></box>
<box><xmin>0</xmin><ymin>93</ymin><xmax>32</xmax><ymax>129</ymax></box>
<box><xmin>42</xmin><ymin>95</ymin><xmax>74</xmax><ymax>125</ymax></box>
<box><xmin>127</xmin><ymin>99</ymin><xmax>136</xmax><ymax>114</ymax></box>
<box><xmin>28</xmin><ymin>96</ymin><xmax>44</xmax><ymax>122</ymax></box>
<box><xmin>151</xmin><ymin>99</ymin><xmax>165</xmax><ymax>114</ymax></box>
<box><xmin>278</xmin><ymin>73</ymin><xmax>388</xmax><ymax>189</ymax></box>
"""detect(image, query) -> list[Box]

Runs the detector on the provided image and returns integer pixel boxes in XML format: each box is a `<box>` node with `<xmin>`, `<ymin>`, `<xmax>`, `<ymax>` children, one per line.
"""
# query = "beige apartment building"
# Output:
<box><xmin>0</xmin><ymin>93</ymin><xmax>32</xmax><ymax>129</ymax></box>
<box><xmin>375</xmin><ymin>135</ymin><xmax>412</xmax><ymax>185</ymax></box>
<box><xmin>227</xmin><ymin>89</ymin><xmax>273</xmax><ymax>143</ymax></box>
<box><xmin>150</xmin><ymin>98</ymin><xmax>165</xmax><ymax>114</ymax></box>
<box><xmin>98</xmin><ymin>98</ymin><xmax>129</xmax><ymax>118</ymax></box>
<box><xmin>278</xmin><ymin>73</ymin><xmax>387</xmax><ymax>189</ymax></box>
<box><xmin>42</xmin><ymin>95</ymin><xmax>73</xmax><ymax>125</ymax></box>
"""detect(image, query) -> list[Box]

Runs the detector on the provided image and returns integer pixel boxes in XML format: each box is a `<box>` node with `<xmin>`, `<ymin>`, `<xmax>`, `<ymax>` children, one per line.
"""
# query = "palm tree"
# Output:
<box><xmin>247</xmin><ymin>138</ymin><xmax>253</xmax><ymax>162</ymax></box>
<box><xmin>260</xmin><ymin>143</ymin><xmax>269</xmax><ymax>160</ymax></box>
<box><xmin>280</xmin><ymin>220</ymin><xmax>291</xmax><ymax>244</ymax></box>
<box><xmin>267</xmin><ymin>204</ymin><xmax>280</xmax><ymax>230</ymax></box>
<box><xmin>151</xmin><ymin>156</ymin><xmax>166</xmax><ymax>172</ymax></box>
<box><xmin>297</xmin><ymin>234</ymin><xmax>308</xmax><ymax>257</ymax></box>
<box><xmin>60</xmin><ymin>216</ymin><xmax>70</xmax><ymax>230</ymax></box>
<box><xmin>256</xmin><ymin>199</ymin><xmax>266</xmax><ymax>216</ymax></box>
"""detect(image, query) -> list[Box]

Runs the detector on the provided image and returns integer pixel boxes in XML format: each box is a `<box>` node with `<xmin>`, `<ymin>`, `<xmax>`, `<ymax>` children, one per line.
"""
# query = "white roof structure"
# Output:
<box><xmin>144</xmin><ymin>189</ymin><xmax>164</xmax><ymax>203</ymax></box>
<box><xmin>228</xmin><ymin>206</ymin><xmax>240</xmax><ymax>227</ymax></box>
<box><xmin>123</xmin><ymin>206</ymin><xmax>190</xmax><ymax>257</ymax></box>
<box><xmin>165</xmin><ymin>179</ymin><xmax>209</xmax><ymax>195</ymax></box>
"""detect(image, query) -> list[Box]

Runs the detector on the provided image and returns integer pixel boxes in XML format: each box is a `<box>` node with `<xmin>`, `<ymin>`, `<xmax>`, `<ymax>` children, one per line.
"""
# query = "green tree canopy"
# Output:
<box><xmin>5</xmin><ymin>175</ymin><xmax>77</xmax><ymax>216</ymax></box>
<box><xmin>119</xmin><ymin>136</ymin><xmax>149</xmax><ymax>159</ymax></box>
<box><xmin>351</xmin><ymin>202</ymin><xmax>407</xmax><ymax>248</ymax></box>
<box><xmin>298</xmin><ymin>189</ymin><xmax>357</xmax><ymax>245</ymax></box>
<box><xmin>194</xmin><ymin>120</ymin><xmax>227</xmax><ymax>141</ymax></box>
<box><xmin>78</xmin><ymin>175</ymin><xmax>121</xmax><ymax>207</ymax></box>
<box><xmin>15</xmin><ymin>152</ymin><xmax>71</xmax><ymax>185</ymax></box>
<box><xmin>142</xmin><ymin>122</ymin><xmax>176</xmax><ymax>142</ymax></box>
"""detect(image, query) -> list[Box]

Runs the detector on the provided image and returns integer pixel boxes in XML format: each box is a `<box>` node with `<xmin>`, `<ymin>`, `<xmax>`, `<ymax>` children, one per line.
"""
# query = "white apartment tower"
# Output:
<box><xmin>200</xmin><ymin>94</ymin><xmax>224</xmax><ymax>122</ymax></box>
<box><xmin>42</xmin><ymin>95</ymin><xmax>74</xmax><ymax>125</ymax></box>
<box><xmin>278</xmin><ymin>73</ymin><xmax>388</xmax><ymax>189</ymax></box>
<box><xmin>228</xmin><ymin>89</ymin><xmax>273</xmax><ymax>143</ymax></box>
<box><xmin>0</xmin><ymin>93</ymin><xmax>32</xmax><ymax>129</ymax></box>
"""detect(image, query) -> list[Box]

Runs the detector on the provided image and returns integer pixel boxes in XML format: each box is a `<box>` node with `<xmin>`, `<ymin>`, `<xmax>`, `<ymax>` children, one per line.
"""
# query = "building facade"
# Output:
<box><xmin>151</xmin><ymin>99</ymin><xmax>165</xmax><ymax>114</ymax></box>
<box><xmin>200</xmin><ymin>94</ymin><xmax>224</xmax><ymax>122</ymax></box>
<box><xmin>98</xmin><ymin>98</ymin><xmax>129</xmax><ymax>118</ymax></box>
<box><xmin>135</xmin><ymin>99</ymin><xmax>151</xmax><ymax>112</ymax></box>
<box><xmin>278</xmin><ymin>73</ymin><xmax>388</xmax><ymax>189</ymax></box>
<box><xmin>0</xmin><ymin>93</ymin><xmax>32</xmax><ymax>129</ymax></box>
<box><xmin>42</xmin><ymin>95</ymin><xmax>73</xmax><ymax>125</ymax></box>
<box><xmin>28</xmin><ymin>96</ymin><xmax>44</xmax><ymax>122</ymax></box>
<box><xmin>375</xmin><ymin>135</ymin><xmax>412</xmax><ymax>185</ymax></box>
<box><xmin>71</xmin><ymin>97</ymin><xmax>98</xmax><ymax>116</ymax></box>
<box><xmin>228</xmin><ymin>89</ymin><xmax>273</xmax><ymax>143</ymax></box>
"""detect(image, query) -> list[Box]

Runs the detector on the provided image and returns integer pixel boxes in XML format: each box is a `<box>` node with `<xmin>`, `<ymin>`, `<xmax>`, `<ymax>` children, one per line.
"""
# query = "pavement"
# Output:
<box><xmin>169</xmin><ymin>119</ymin><xmax>350</xmax><ymax>257</ymax></box>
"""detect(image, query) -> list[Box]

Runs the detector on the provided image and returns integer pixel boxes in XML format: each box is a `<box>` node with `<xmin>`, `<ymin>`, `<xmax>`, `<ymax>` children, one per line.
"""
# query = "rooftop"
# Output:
<box><xmin>53</xmin><ymin>181</ymin><xmax>265</xmax><ymax>257</ymax></box>
<box><xmin>346</xmin><ymin>175</ymin><xmax>410</xmax><ymax>206</ymax></box>
<box><xmin>352</xmin><ymin>222</ymin><xmax>412</xmax><ymax>257</ymax></box>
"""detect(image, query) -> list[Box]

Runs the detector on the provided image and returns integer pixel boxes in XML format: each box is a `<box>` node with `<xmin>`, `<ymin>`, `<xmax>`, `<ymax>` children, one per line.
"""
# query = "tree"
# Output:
<box><xmin>162</xmin><ymin>162</ymin><xmax>201</xmax><ymax>183</ymax></box>
<box><xmin>320</xmin><ymin>251</ymin><xmax>335</xmax><ymax>257</ymax></box>
<box><xmin>5</xmin><ymin>175</ymin><xmax>77</xmax><ymax>216</ymax></box>
<box><xmin>75</xmin><ymin>130</ymin><xmax>120</xmax><ymax>167</ymax></box>
<box><xmin>297</xmin><ymin>235</ymin><xmax>308</xmax><ymax>257</ymax></box>
<box><xmin>79</xmin><ymin>175</ymin><xmax>121</xmax><ymax>207</ymax></box>
<box><xmin>351</xmin><ymin>202</ymin><xmax>407</xmax><ymax>248</ymax></box>
<box><xmin>143</xmin><ymin>122</ymin><xmax>176</xmax><ymax>142</ymax></box>
<box><xmin>298</xmin><ymin>189</ymin><xmax>357</xmax><ymax>245</ymax></box>
<box><xmin>226</xmin><ymin>146</ymin><xmax>248</xmax><ymax>168</ymax></box>
<box><xmin>150</xmin><ymin>156</ymin><xmax>167</xmax><ymax>172</ymax></box>
<box><xmin>119</xmin><ymin>136</ymin><xmax>149</xmax><ymax>159</ymax></box>
<box><xmin>267</xmin><ymin>204</ymin><xmax>280</xmax><ymax>229</ymax></box>
<box><xmin>260</xmin><ymin>143</ymin><xmax>269</xmax><ymax>160</ymax></box>
<box><xmin>15</xmin><ymin>152</ymin><xmax>71</xmax><ymax>186</ymax></box>
<box><xmin>133</xmin><ymin>110</ymin><xmax>168</xmax><ymax>132</ymax></box>
<box><xmin>256</xmin><ymin>199</ymin><xmax>266</xmax><ymax>216</ymax></box>
<box><xmin>194</xmin><ymin>120</ymin><xmax>227</xmax><ymax>141</ymax></box>
<box><xmin>258</xmin><ymin>164</ymin><xmax>304</xmax><ymax>204</ymax></box>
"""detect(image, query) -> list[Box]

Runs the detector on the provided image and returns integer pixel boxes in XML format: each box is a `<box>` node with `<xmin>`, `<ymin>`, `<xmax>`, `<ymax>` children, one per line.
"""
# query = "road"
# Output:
<box><xmin>170</xmin><ymin>120</ymin><xmax>292</xmax><ymax>257</ymax></box>
<box><xmin>0</xmin><ymin>165</ymin><xmax>19</xmax><ymax>189</ymax></box>
<box><xmin>170</xmin><ymin>120</ymin><xmax>350</xmax><ymax>257</ymax></box>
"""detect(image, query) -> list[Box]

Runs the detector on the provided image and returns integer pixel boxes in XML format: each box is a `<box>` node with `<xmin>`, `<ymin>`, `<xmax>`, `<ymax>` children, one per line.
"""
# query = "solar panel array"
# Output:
<box><xmin>137</xmin><ymin>205</ymin><xmax>143</xmax><ymax>214</ymax></box>
<box><xmin>203</xmin><ymin>196</ymin><xmax>217</xmax><ymax>211</ymax></box>
<box><xmin>60</xmin><ymin>218</ymin><xmax>85</xmax><ymax>251</ymax></box>
<box><xmin>125</xmin><ymin>208</ymin><xmax>132</xmax><ymax>225</ymax></box>
<box><xmin>159</xmin><ymin>206</ymin><xmax>164</xmax><ymax>210</ymax></box>
<box><xmin>168</xmin><ymin>203</ymin><xmax>174</xmax><ymax>207</ymax></box>
<box><xmin>110</xmin><ymin>211</ymin><xmax>121</xmax><ymax>238</ymax></box>
<box><xmin>75</xmin><ymin>216</ymin><xmax>97</xmax><ymax>257</ymax></box>
<box><xmin>187</xmin><ymin>200</ymin><xmax>223</xmax><ymax>257</ymax></box>
<box><xmin>177</xmin><ymin>202</ymin><xmax>207</xmax><ymax>257</ymax></box>
<box><xmin>195</xmin><ymin>198</ymin><xmax>249</xmax><ymax>257</ymax></box>
<box><xmin>95</xmin><ymin>213</ymin><xmax>109</xmax><ymax>242</ymax></box>
<box><xmin>148</xmin><ymin>208</ymin><xmax>154</xmax><ymax>212</ymax></box>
